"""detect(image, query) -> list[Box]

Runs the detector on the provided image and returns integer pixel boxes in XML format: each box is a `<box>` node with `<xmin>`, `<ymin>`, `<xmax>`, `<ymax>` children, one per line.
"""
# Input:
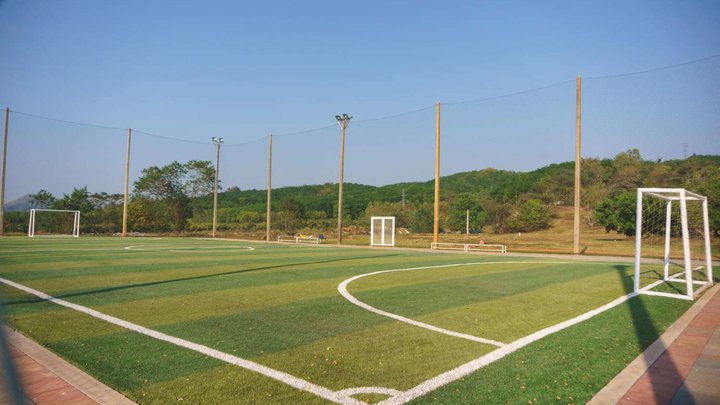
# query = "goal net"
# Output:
<box><xmin>28</xmin><ymin>209</ymin><xmax>81</xmax><ymax>237</ymax></box>
<box><xmin>370</xmin><ymin>216</ymin><xmax>395</xmax><ymax>247</ymax></box>
<box><xmin>634</xmin><ymin>188</ymin><xmax>713</xmax><ymax>300</ymax></box>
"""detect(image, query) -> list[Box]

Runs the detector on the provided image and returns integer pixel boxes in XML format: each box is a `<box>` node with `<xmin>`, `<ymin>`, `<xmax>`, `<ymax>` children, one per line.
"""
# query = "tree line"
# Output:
<box><xmin>5</xmin><ymin>150</ymin><xmax>719</xmax><ymax>237</ymax></box>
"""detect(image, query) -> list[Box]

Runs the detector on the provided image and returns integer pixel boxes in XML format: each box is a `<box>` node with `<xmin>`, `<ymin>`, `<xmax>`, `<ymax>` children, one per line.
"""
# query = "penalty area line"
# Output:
<box><xmin>375</xmin><ymin>278</ymin><xmax>666</xmax><ymax>405</ymax></box>
<box><xmin>339</xmin><ymin>260</ymin><xmax>612</xmax><ymax>347</ymax></box>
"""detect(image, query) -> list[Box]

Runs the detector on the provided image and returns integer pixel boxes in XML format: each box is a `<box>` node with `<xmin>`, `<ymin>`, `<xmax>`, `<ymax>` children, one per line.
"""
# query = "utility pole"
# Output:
<box><xmin>573</xmin><ymin>76</ymin><xmax>582</xmax><ymax>255</ymax></box>
<box><xmin>122</xmin><ymin>128</ymin><xmax>132</xmax><ymax>237</ymax></box>
<box><xmin>466</xmin><ymin>209</ymin><xmax>470</xmax><ymax>235</ymax></box>
<box><xmin>401</xmin><ymin>189</ymin><xmax>406</xmax><ymax>207</ymax></box>
<box><xmin>266</xmin><ymin>133</ymin><xmax>272</xmax><ymax>241</ymax></box>
<box><xmin>211</xmin><ymin>137</ymin><xmax>224</xmax><ymax>238</ymax></box>
<box><xmin>433</xmin><ymin>102</ymin><xmax>441</xmax><ymax>244</ymax></box>
<box><xmin>0</xmin><ymin>108</ymin><xmax>9</xmax><ymax>236</ymax></box>
<box><xmin>335</xmin><ymin>113</ymin><xmax>351</xmax><ymax>243</ymax></box>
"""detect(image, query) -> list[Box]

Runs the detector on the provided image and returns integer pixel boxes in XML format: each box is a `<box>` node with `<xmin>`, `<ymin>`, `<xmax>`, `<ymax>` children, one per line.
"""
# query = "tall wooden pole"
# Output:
<box><xmin>212</xmin><ymin>141</ymin><xmax>221</xmax><ymax>238</ymax></box>
<box><xmin>0</xmin><ymin>108</ymin><xmax>9</xmax><ymax>236</ymax></box>
<box><xmin>337</xmin><ymin>118</ymin><xmax>347</xmax><ymax>243</ymax></box>
<box><xmin>121</xmin><ymin>128</ymin><xmax>132</xmax><ymax>237</ymax></box>
<box><xmin>573</xmin><ymin>76</ymin><xmax>582</xmax><ymax>254</ymax></box>
<box><xmin>433</xmin><ymin>102</ymin><xmax>441</xmax><ymax>244</ymax></box>
<box><xmin>266</xmin><ymin>133</ymin><xmax>273</xmax><ymax>241</ymax></box>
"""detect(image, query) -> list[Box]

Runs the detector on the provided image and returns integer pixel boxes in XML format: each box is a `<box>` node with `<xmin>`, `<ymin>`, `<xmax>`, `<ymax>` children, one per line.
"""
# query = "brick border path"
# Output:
<box><xmin>590</xmin><ymin>284</ymin><xmax>720</xmax><ymax>405</ymax></box>
<box><xmin>5</xmin><ymin>327</ymin><xmax>135</xmax><ymax>405</ymax></box>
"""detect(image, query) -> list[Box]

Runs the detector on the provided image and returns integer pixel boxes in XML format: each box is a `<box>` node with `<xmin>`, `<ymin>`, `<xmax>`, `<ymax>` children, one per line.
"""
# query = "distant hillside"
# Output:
<box><xmin>5</xmin><ymin>194</ymin><xmax>33</xmax><ymax>212</ymax></box>
<box><xmin>193</xmin><ymin>153</ymin><xmax>719</xmax><ymax>233</ymax></box>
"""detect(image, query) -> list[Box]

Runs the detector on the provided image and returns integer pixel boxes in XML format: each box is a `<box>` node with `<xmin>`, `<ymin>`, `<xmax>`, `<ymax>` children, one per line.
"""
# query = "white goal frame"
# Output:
<box><xmin>370</xmin><ymin>216</ymin><xmax>395</xmax><ymax>247</ymax></box>
<box><xmin>28</xmin><ymin>209</ymin><xmax>81</xmax><ymax>238</ymax></box>
<box><xmin>634</xmin><ymin>188</ymin><xmax>713</xmax><ymax>300</ymax></box>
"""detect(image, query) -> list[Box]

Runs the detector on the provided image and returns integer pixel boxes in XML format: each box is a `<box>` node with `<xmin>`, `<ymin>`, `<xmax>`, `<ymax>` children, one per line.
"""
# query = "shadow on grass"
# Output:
<box><xmin>4</xmin><ymin>253</ymin><xmax>402</xmax><ymax>307</ymax></box>
<box><xmin>0</xmin><ymin>301</ymin><xmax>25</xmax><ymax>405</ymax></box>
<box><xmin>614</xmin><ymin>264</ymin><xmax>688</xmax><ymax>404</ymax></box>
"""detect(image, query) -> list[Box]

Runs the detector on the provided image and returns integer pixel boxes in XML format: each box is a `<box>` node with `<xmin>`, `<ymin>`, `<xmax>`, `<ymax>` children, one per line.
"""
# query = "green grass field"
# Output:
<box><xmin>0</xmin><ymin>237</ymin><xmax>712</xmax><ymax>404</ymax></box>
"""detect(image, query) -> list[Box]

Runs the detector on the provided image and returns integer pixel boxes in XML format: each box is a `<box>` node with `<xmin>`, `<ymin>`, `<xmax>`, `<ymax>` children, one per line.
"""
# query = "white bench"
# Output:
<box><xmin>277</xmin><ymin>235</ymin><xmax>322</xmax><ymax>244</ymax></box>
<box><xmin>431</xmin><ymin>242</ymin><xmax>506</xmax><ymax>253</ymax></box>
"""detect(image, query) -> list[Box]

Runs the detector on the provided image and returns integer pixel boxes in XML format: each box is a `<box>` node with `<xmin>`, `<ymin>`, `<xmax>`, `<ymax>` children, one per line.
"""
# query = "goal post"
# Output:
<box><xmin>28</xmin><ymin>209</ymin><xmax>81</xmax><ymax>238</ymax></box>
<box><xmin>634</xmin><ymin>188</ymin><xmax>713</xmax><ymax>300</ymax></box>
<box><xmin>370</xmin><ymin>216</ymin><xmax>395</xmax><ymax>247</ymax></box>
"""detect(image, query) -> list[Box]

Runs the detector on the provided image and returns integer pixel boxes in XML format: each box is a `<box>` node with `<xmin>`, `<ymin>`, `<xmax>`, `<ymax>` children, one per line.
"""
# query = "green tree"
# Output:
<box><xmin>54</xmin><ymin>187</ymin><xmax>95</xmax><ymax>212</ymax></box>
<box><xmin>507</xmin><ymin>199</ymin><xmax>553</xmax><ymax>232</ymax></box>
<box><xmin>595</xmin><ymin>192</ymin><xmax>637</xmax><ymax>236</ymax></box>
<box><xmin>133</xmin><ymin>161</ymin><xmax>215</xmax><ymax>232</ymax></box>
<box><xmin>447</xmin><ymin>193</ymin><xmax>486</xmax><ymax>233</ymax></box>
<box><xmin>29</xmin><ymin>189</ymin><xmax>55</xmax><ymax>209</ymax></box>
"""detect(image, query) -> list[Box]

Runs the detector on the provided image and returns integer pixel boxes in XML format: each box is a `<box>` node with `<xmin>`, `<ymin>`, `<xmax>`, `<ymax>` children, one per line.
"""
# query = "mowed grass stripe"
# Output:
<box><xmin>254</xmin><ymin>320</ymin><xmax>493</xmax><ymax>391</ymax></box>
<box><xmin>0</xmin><ymin>246</ymin><xmax>385</xmax><ymax>281</ymax></box>
<box><xmin>413</xmin><ymin>267</ymin><xmax>636</xmax><ymax>341</ymax></box>
<box><xmin>4</xmin><ymin>278</ymin><xmax>494</xmax><ymax>392</ymax></box>
<box><xmin>410</xmin><ymin>294</ymin><xmax>693</xmax><ymax>405</ymax></box>
<box><xmin>351</xmin><ymin>263</ymin><xmax>620</xmax><ymax>319</ymax></box>
<box><xmin>91</xmin><ymin>276</ymin><xmax>351</xmax><ymax>326</ymax></box>
<box><xmin>344</xmin><ymin>261</ymin><xmax>565</xmax><ymax>293</ymax></box>
<box><xmin>1</xmin><ymin>251</ymin><xmax>405</xmax><ymax>302</ymax></box>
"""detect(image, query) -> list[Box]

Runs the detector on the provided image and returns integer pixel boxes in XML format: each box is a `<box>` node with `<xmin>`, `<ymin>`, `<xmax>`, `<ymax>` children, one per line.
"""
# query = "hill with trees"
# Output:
<box><xmin>5</xmin><ymin>150</ymin><xmax>719</xmax><ymax>238</ymax></box>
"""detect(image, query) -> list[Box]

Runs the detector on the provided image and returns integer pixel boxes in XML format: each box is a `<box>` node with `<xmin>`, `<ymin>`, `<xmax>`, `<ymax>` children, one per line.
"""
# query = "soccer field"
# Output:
<box><xmin>0</xmin><ymin>237</ymin><xmax>701</xmax><ymax>404</ymax></box>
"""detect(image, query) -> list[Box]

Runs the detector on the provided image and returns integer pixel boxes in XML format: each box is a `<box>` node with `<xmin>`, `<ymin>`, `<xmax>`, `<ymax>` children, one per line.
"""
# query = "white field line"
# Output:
<box><xmin>123</xmin><ymin>245</ymin><xmax>255</xmax><ymax>252</ymax></box>
<box><xmin>0</xmin><ymin>277</ymin><xmax>361</xmax><ymax>405</ymax></box>
<box><xmin>338</xmin><ymin>261</ymin><xmax>616</xmax><ymax>347</ymax></box>
<box><xmin>375</xmin><ymin>278</ymin><xmax>666</xmax><ymax>405</ymax></box>
<box><xmin>2</xmin><ymin>259</ymin><xmax>654</xmax><ymax>405</ymax></box>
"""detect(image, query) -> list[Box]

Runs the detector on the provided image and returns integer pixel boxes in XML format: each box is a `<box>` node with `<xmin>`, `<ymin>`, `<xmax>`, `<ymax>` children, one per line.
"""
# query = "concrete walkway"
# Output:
<box><xmin>591</xmin><ymin>284</ymin><xmax>720</xmax><ymax>405</ymax></box>
<box><xmin>4</xmin><ymin>327</ymin><xmax>134</xmax><ymax>405</ymax></box>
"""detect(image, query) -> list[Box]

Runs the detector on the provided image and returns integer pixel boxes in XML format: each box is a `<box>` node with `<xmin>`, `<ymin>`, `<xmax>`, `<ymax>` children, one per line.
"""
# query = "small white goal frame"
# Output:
<box><xmin>370</xmin><ymin>216</ymin><xmax>395</xmax><ymax>247</ymax></box>
<box><xmin>634</xmin><ymin>188</ymin><xmax>713</xmax><ymax>300</ymax></box>
<box><xmin>28</xmin><ymin>209</ymin><xmax>81</xmax><ymax>238</ymax></box>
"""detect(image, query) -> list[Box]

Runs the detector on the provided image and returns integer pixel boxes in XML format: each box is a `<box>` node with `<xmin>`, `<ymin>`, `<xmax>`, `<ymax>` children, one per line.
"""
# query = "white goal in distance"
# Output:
<box><xmin>28</xmin><ymin>209</ymin><xmax>81</xmax><ymax>238</ymax></box>
<box><xmin>370</xmin><ymin>216</ymin><xmax>395</xmax><ymax>247</ymax></box>
<box><xmin>634</xmin><ymin>188</ymin><xmax>713</xmax><ymax>301</ymax></box>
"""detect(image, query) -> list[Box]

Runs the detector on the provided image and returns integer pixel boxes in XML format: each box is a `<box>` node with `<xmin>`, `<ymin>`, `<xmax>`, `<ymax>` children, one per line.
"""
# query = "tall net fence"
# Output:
<box><xmin>3</xmin><ymin>112</ymin><xmax>127</xmax><ymax>234</ymax></box>
<box><xmin>1</xmin><ymin>57</ymin><xmax>718</xmax><ymax>253</ymax></box>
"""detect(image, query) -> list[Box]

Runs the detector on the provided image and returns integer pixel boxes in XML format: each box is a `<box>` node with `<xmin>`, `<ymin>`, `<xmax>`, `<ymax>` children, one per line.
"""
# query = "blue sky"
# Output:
<box><xmin>1</xmin><ymin>1</ymin><xmax>719</xmax><ymax>198</ymax></box>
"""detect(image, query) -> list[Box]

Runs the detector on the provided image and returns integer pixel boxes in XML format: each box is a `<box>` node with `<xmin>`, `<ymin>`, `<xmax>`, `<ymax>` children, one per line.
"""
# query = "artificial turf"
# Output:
<box><xmin>0</xmin><ymin>237</ymin><xmax>707</xmax><ymax>404</ymax></box>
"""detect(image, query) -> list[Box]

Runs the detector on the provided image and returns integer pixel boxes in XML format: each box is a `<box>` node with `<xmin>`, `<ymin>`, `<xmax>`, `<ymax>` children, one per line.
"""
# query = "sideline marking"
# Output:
<box><xmin>124</xmin><ymin>245</ymin><xmax>255</xmax><ymax>252</ymax></box>
<box><xmin>0</xmin><ymin>277</ymin><xmax>359</xmax><ymax>405</ymax></box>
<box><xmin>2</xmin><ymin>260</ymin><xmax>658</xmax><ymax>405</ymax></box>
<box><xmin>376</xmin><ymin>278</ymin><xmax>665</xmax><ymax>405</ymax></box>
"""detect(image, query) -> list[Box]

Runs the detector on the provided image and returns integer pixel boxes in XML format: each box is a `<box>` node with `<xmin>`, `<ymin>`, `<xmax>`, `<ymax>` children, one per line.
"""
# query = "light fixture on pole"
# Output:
<box><xmin>211</xmin><ymin>137</ymin><xmax>224</xmax><ymax>238</ymax></box>
<box><xmin>335</xmin><ymin>113</ymin><xmax>352</xmax><ymax>243</ymax></box>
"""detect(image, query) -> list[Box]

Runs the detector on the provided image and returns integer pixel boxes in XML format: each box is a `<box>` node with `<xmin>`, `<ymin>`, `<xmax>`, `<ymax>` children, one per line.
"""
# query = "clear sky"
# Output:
<box><xmin>1</xmin><ymin>0</ymin><xmax>719</xmax><ymax>199</ymax></box>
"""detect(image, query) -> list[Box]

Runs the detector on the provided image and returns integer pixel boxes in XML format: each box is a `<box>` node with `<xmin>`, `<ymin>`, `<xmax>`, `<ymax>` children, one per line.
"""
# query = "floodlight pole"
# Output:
<box><xmin>433</xmin><ymin>102</ymin><xmax>441</xmax><ymax>244</ymax></box>
<box><xmin>336</xmin><ymin>113</ymin><xmax>352</xmax><ymax>244</ymax></box>
<box><xmin>122</xmin><ymin>128</ymin><xmax>132</xmax><ymax>237</ymax></box>
<box><xmin>211</xmin><ymin>137</ymin><xmax>224</xmax><ymax>238</ymax></box>
<box><xmin>266</xmin><ymin>133</ymin><xmax>273</xmax><ymax>241</ymax></box>
<box><xmin>0</xmin><ymin>108</ymin><xmax>8</xmax><ymax>236</ymax></box>
<box><xmin>573</xmin><ymin>76</ymin><xmax>582</xmax><ymax>254</ymax></box>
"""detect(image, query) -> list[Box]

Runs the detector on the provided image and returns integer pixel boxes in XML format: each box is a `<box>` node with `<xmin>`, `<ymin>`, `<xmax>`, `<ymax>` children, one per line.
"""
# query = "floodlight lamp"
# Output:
<box><xmin>219</xmin><ymin>137</ymin><xmax>224</xmax><ymax>143</ymax></box>
<box><xmin>212</xmin><ymin>137</ymin><xmax>218</xmax><ymax>142</ymax></box>
<box><xmin>335</xmin><ymin>115</ymin><xmax>342</xmax><ymax>121</ymax></box>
